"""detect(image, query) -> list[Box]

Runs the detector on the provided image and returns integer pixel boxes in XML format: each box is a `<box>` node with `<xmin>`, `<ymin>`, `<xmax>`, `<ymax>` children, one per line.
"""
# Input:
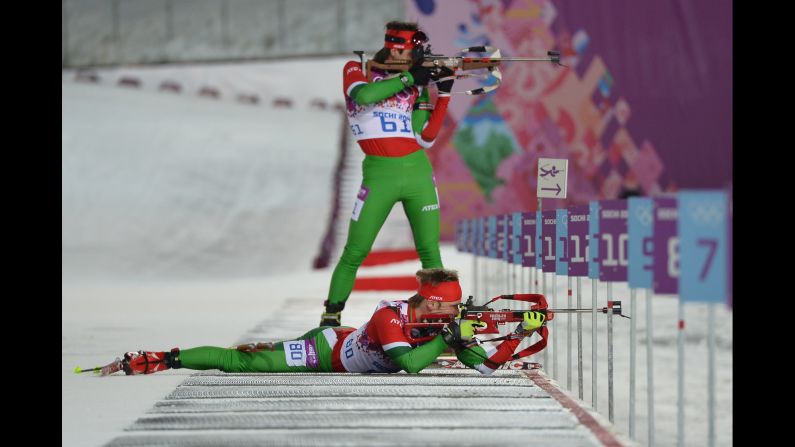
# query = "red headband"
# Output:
<box><xmin>418</xmin><ymin>280</ymin><xmax>462</xmax><ymax>302</ymax></box>
<box><xmin>385</xmin><ymin>29</ymin><xmax>420</xmax><ymax>50</ymax></box>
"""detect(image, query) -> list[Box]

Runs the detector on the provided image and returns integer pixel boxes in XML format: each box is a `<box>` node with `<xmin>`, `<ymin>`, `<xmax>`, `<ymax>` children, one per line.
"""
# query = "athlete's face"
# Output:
<box><xmin>389</xmin><ymin>48</ymin><xmax>413</xmax><ymax>62</ymax></box>
<box><xmin>432</xmin><ymin>300</ymin><xmax>462</xmax><ymax>317</ymax></box>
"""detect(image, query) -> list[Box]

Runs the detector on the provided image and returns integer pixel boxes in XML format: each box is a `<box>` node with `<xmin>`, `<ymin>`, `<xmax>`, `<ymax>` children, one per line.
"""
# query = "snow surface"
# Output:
<box><xmin>62</xmin><ymin>60</ymin><xmax>731</xmax><ymax>447</ymax></box>
<box><xmin>62</xmin><ymin>79</ymin><xmax>339</xmax><ymax>280</ymax></box>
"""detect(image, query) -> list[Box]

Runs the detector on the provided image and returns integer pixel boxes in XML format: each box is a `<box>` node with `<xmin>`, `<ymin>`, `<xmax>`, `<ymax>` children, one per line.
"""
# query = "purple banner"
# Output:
<box><xmin>512</xmin><ymin>212</ymin><xmax>522</xmax><ymax>265</ymax></box>
<box><xmin>542</xmin><ymin>210</ymin><xmax>557</xmax><ymax>273</ymax></box>
<box><xmin>465</xmin><ymin>218</ymin><xmax>473</xmax><ymax>254</ymax></box>
<box><xmin>552</xmin><ymin>1</ymin><xmax>731</xmax><ymax>191</ymax></box>
<box><xmin>403</xmin><ymin>1</ymin><xmax>731</xmax><ymax>242</ymax></box>
<box><xmin>495</xmin><ymin>215</ymin><xmax>505</xmax><ymax>260</ymax></box>
<box><xmin>598</xmin><ymin>200</ymin><xmax>628</xmax><ymax>282</ymax></box>
<box><xmin>503</xmin><ymin>214</ymin><xmax>511</xmax><ymax>262</ymax></box>
<box><xmin>653</xmin><ymin>197</ymin><xmax>679</xmax><ymax>294</ymax></box>
<box><xmin>480</xmin><ymin>217</ymin><xmax>488</xmax><ymax>257</ymax></box>
<box><xmin>464</xmin><ymin>219</ymin><xmax>475</xmax><ymax>254</ymax></box>
<box><xmin>568</xmin><ymin>205</ymin><xmax>590</xmax><ymax>277</ymax></box>
<box><xmin>521</xmin><ymin>212</ymin><xmax>536</xmax><ymax>267</ymax></box>
<box><xmin>487</xmin><ymin>215</ymin><xmax>497</xmax><ymax>258</ymax></box>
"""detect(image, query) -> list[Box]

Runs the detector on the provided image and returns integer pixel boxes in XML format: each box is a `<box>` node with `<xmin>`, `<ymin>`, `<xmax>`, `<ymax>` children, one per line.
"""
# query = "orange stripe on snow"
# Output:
<box><xmin>524</xmin><ymin>370</ymin><xmax>625</xmax><ymax>446</ymax></box>
<box><xmin>361</xmin><ymin>249</ymin><xmax>419</xmax><ymax>266</ymax></box>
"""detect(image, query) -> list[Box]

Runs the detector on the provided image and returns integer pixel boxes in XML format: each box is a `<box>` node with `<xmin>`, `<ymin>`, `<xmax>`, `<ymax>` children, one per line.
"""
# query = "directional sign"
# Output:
<box><xmin>512</xmin><ymin>212</ymin><xmax>523</xmax><ymax>265</ymax></box>
<box><xmin>599</xmin><ymin>200</ymin><xmax>628</xmax><ymax>282</ymax></box>
<box><xmin>537</xmin><ymin>158</ymin><xmax>569</xmax><ymax>198</ymax></box>
<box><xmin>521</xmin><ymin>212</ymin><xmax>536</xmax><ymax>267</ymax></box>
<box><xmin>652</xmin><ymin>197</ymin><xmax>678</xmax><ymax>294</ymax></box>
<box><xmin>628</xmin><ymin>197</ymin><xmax>654</xmax><ymax>289</ymax></box>
<box><xmin>678</xmin><ymin>190</ymin><xmax>728</xmax><ymax>303</ymax></box>
<box><xmin>542</xmin><ymin>210</ymin><xmax>557</xmax><ymax>272</ymax></box>
<box><xmin>556</xmin><ymin>209</ymin><xmax>568</xmax><ymax>276</ymax></box>
<box><xmin>568</xmin><ymin>205</ymin><xmax>589</xmax><ymax>277</ymax></box>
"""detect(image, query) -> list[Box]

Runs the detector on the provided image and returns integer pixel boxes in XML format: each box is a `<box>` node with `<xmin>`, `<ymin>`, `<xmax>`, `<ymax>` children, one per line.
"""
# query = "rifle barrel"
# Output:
<box><xmin>498</xmin><ymin>307</ymin><xmax>613</xmax><ymax>314</ymax></box>
<box><xmin>426</xmin><ymin>56</ymin><xmax>556</xmax><ymax>62</ymax></box>
<box><xmin>491</xmin><ymin>57</ymin><xmax>557</xmax><ymax>62</ymax></box>
<box><xmin>550</xmin><ymin>308</ymin><xmax>610</xmax><ymax>313</ymax></box>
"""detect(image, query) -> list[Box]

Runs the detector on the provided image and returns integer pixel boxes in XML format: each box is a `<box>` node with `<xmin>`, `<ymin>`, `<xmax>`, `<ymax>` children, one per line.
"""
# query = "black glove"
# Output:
<box><xmin>435</xmin><ymin>67</ymin><xmax>455</xmax><ymax>94</ymax></box>
<box><xmin>441</xmin><ymin>319</ymin><xmax>487</xmax><ymax>348</ymax></box>
<box><xmin>408</xmin><ymin>61</ymin><xmax>432</xmax><ymax>87</ymax></box>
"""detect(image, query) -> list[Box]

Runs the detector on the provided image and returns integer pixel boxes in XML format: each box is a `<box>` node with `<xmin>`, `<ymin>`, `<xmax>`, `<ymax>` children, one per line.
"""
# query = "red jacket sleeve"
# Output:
<box><xmin>367</xmin><ymin>307</ymin><xmax>412</xmax><ymax>352</ymax></box>
<box><xmin>481</xmin><ymin>338</ymin><xmax>522</xmax><ymax>370</ymax></box>
<box><xmin>419</xmin><ymin>95</ymin><xmax>451</xmax><ymax>144</ymax></box>
<box><xmin>343</xmin><ymin>60</ymin><xmax>368</xmax><ymax>97</ymax></box>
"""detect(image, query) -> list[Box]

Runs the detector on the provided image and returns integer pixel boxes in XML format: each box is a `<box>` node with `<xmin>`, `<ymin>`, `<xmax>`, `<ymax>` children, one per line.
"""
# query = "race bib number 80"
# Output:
<box><xmin>283</xmin><ymin>339</ymin><xmax>319</xmax><ymax>368</ymax></box>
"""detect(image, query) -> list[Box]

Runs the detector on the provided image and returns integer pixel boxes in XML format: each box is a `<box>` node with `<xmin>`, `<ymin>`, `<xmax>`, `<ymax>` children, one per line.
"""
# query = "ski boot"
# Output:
<box><xmin>121</xmin><ymin>348</ymin><xmax>182</xmax><ymax>375</ymax></box>
<box><xmin>319</xmin><ymin>301</ymin><xmax>344</xmax><ymax>327</ymax></box>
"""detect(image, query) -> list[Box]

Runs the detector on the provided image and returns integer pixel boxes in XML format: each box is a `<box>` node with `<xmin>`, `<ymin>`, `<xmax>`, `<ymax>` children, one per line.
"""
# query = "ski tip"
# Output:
<box><xmin>74</xmin><ymin>366</ymin><xmax>82</xmax><ymax>374</ymax></box>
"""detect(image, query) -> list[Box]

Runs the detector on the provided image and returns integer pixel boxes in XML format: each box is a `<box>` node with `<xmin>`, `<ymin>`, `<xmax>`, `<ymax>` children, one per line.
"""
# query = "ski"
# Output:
<box><xmin>432</xmin><ymin>357</ymin><xmax>541</xmax><ymax>370</ymax></box>
<box><xmin>73</xmin><ymin>357</ymin><xmax>124</xmax><ymax>376</ymax></box>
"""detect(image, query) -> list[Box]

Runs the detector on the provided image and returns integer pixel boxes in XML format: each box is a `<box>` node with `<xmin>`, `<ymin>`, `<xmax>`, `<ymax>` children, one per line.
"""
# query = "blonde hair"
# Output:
<box><xmin>415</xmin><ymin>268</ymin><xmax>459</xmax><ymax>286</ymax></box>
<box><xmin>408</xmin><ymin>268</ymin><xmax>459</xmax><ymax>305</ymax></box>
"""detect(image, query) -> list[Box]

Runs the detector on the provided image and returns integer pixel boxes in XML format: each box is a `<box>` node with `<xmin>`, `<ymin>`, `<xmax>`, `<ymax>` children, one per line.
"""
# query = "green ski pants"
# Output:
<box><xmin>179</xmin><ymin>327</ymin><xmax>347</xmax><ymax>373</ymax></box>
<box><xmin>327</xmin><ymin>149</ymin><xmax>443</xmax><ymax>307</ymax></box>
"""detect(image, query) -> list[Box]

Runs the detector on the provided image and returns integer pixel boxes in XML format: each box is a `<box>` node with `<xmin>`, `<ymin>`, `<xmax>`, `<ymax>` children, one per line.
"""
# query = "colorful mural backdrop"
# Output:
<box><xmin>404</xmin><ymin>0</ymin><xmax>731</xmax><ymax>240</ymax></box>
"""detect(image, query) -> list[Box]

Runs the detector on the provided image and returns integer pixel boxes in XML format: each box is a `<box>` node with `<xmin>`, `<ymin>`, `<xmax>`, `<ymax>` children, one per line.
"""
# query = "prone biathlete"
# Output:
<box><xmin>104</xmin><ymin>269</ymin><xmax>546</xmax><ymax>376</ymax></box>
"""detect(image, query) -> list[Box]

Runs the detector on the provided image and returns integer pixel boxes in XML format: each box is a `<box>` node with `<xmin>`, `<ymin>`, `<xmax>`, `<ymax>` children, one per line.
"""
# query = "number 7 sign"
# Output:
<box><xmin>678</xmin><ymin>190</ymin><xmax>728</xmax><ymax>302</ymax></box>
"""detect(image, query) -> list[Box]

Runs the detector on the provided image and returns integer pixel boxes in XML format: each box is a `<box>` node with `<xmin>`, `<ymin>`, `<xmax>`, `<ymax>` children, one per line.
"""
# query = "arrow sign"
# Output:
<box><xmin>537</xmin><ymin>158</ymin><xmax>568</xmax><ymax>199</ymax></box>
<box><xmin>540</xmin><ymin>184</ymin><xmax>562</xmax><ymax>195</ymax></box>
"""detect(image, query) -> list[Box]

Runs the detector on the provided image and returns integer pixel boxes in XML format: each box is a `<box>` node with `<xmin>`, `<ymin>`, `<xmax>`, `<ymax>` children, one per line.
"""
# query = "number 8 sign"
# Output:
<box><xmin>678</xmin><ymin>190</ymin><xmax>728</xmax><ymax>302</ymax></box>
<box><xmin>653</xmin><ymin>197</ymin><xmax>678</xmax><ymax>294</ymax></box>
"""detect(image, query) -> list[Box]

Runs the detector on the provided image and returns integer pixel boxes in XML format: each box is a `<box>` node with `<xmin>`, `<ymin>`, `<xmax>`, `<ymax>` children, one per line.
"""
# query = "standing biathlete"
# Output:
<box><xmin>107</xmin><ymin>269</ymin><xmax>546</xmax><ymax>376</ymax></box>
<box><xmin>320</xmin><ymin>21</ymin><xmax>455</xmax><ymax>327</ymax></box>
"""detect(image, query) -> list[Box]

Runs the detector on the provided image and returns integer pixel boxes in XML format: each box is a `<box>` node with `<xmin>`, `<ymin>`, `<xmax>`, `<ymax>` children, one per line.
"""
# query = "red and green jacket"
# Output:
<box><xmin>342</xmin><ymin>60</ymin><xmax>450</xmax><ymax>157</ymax></box>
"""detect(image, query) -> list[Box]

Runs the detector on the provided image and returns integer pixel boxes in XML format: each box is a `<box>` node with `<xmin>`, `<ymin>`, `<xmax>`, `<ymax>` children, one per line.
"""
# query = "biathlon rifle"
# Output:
<box><xmin>356</xmin><ymin>45</ymin><xmax>565</xmax><ymax>95</ymax></box>
<box><xmin>404</xmin><ymin>294</ymin><xmax>629</xmax><ymax>361</ymax></box>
